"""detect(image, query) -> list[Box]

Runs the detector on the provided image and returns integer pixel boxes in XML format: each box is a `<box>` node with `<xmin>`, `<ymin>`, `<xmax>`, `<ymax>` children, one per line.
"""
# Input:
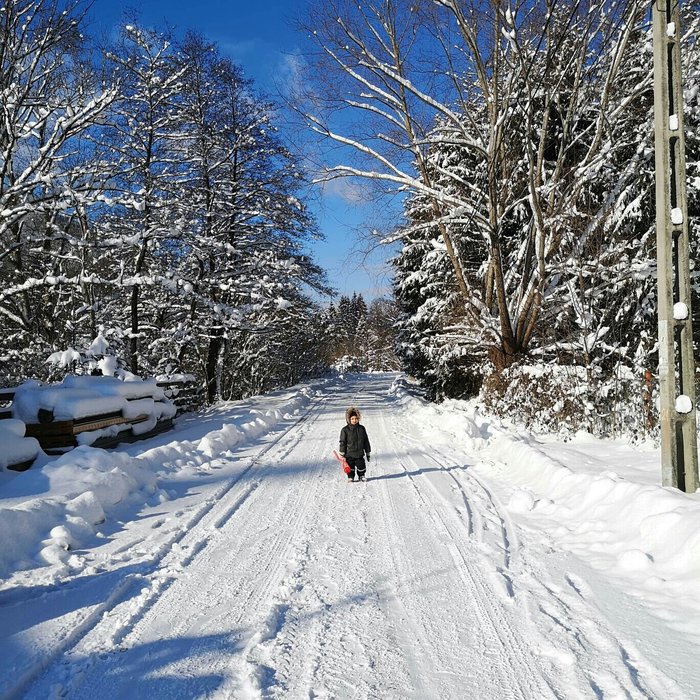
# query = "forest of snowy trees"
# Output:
<box><xmin>301</xmin><ymin>0</ymin><xmax>700</xmax><ymax>437</ymax></box>
<box><xmin>5</xmin><ymin>0</ymin><xmax>700</xmax><ymax>438</ymax></box>
<box><xmin>322</xmin><ymin>294</ymin><xmax>400</xmax><ymax>372</ymax></box>
<box><xmin>0</xmin><ymin>0</ymin><xmax>402</xmax><ymax>403</ymax></box>
<box><xmin>0</xmin><ymin>0</ymin><xmax>329</xmax><ymax>400</ymax></box>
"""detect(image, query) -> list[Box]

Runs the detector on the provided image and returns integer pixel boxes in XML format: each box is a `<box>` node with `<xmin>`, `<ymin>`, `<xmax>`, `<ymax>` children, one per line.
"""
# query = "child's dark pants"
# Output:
<box><xmin>346</xmin><ymin>456</ymin><xmax>366</xmax><ymax>480</ymax></box>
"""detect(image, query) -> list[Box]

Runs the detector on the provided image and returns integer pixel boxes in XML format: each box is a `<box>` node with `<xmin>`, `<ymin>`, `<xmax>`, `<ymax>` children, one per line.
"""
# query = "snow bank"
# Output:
<box><xmin>200</xmin><ymin>410</ymin><xmax>275</xmax><ymax>458</ymax></box>
<box><xmin>483</xmin><ymin>432</ymin><xmax>700</xmax><ymax>634</ymax></box>
<box><xmin>197</xmin><ymin>391</ymin><xmax>310</xmax><ymax>458</ymax></box>
<box><xmin>0</xmin><ymin>386</ymin><xmax>312</xmax><ymax>580</ymax></box>
<box><xmin>0</xmin><ymin>420</ymin><xmax>41</xmax><ymax>471</ymax></box>
<box><xmin>389</xmin><ymin>376</ymin><xmax>485</xmax><ymax>449</ymax></box>
<box><xmin>390</xmin><ymin>376</ymin><xmax>700</xmax><ymax>639</ymax></box>
<box><xmin>0</xmin><ymin>446</ymin><xmax>161</xmax><ymax>577</ymax></box>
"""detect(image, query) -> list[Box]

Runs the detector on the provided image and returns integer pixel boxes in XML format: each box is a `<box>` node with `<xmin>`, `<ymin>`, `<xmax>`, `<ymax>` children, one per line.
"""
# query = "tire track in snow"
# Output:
<box><xmin>466</xmin><ymin>449</ymin><xmax>692</xmax><ymax>700</ymax></box>
<box><xmin>397</xmin><ymin>428</ymin><xmax>515</xmax><ymax>573</ymax></box>
<box><xmin>19</xmin><ymin>400</ymin><xmax>325</xmax><ymax>700</ymax></box>
<box><xmin>395</xmin><ymin>410</ymin><xmax>690</xmax><ymax>699</ymax></box>
<box><xmin>370</xmin><ymin>468</ymin><xmax>449</xmax><ymax>698</ymax></box>
<box><xmin>389</xmin><ymin>416</ymin><xmax>519</xmax><ymax>600</ymax></box>
<box><xmin>288</xmin><ymin>490</ymin><xmax>415</xmax><ymax>700</ymax></box>
<box><xmin>125</xmin><ymin>408</ymin><xmax>323</xmax><ymax>666</ymax></box>
<box><xmin>100</xmin><ymin>398</ymin><xmax>330</xmax><ymax>698</ymax></box>
<box><xmin>228</xmin><ymin>396</ymin><xmax>415</xmax><ymax>699</ymax></box>
<box><xmin>377</xmin><ymin>409</ymin><xmax>558</xmax><ymax>699</ymax></box>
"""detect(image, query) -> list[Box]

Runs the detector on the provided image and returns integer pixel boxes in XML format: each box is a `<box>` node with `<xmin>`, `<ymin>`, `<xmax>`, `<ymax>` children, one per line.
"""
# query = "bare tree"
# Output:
<box><xmin>97</xmin><ymin>23</ymin><xmax>186</xmax><ymax>374</ymax></box>
<box><xmin>301</xmin><ymin>0</ymin><xmax>648</xmax><ymax>367</ymax></box>
<box><xmin>0</xmin><ymin>0</ymin><xmax>117</xmax><ymax>372</ymax></box>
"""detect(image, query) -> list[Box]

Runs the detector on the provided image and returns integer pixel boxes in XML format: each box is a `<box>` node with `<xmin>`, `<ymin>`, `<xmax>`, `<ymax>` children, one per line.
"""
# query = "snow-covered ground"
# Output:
<box><xmin>2</xmin><ymin>373</ymin><xmax>700</xmax><ymax>699</ymax></box>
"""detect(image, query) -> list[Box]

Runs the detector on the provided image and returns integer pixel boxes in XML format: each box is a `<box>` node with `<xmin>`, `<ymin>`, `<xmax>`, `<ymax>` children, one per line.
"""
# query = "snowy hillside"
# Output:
<box><xmin>1</xmin><ymin>373</ymin><xmax>699</xmax><ymax>699</ymax></box>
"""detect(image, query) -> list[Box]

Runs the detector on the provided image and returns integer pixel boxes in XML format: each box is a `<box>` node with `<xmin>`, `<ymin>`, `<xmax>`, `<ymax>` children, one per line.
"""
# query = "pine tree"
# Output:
<box><xmin>365</xmin><ymin>298</ymin><xmax>400</xmax><ymax>371</ymax></box>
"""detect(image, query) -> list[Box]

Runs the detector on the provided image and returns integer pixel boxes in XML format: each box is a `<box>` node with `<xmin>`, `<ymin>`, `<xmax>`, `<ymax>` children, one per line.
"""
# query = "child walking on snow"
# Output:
<box><xmin>339</xmin><ymin>407</ymin><xmax>371</xmax><ymax>482</ymax></box>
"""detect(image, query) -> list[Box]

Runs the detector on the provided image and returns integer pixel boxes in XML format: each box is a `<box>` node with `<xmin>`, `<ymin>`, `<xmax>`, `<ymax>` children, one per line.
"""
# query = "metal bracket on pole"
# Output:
<box><xmin>653</xmin><ymin>0</ymin><xmax>699</xmax><ymax>492</ymax></box>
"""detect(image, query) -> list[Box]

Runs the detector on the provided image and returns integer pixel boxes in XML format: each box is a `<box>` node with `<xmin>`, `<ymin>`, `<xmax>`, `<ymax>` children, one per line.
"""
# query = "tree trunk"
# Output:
<box><xmin>205</xmin><ymin>325</ymin><xmax>224</xmax><ymax>403</ymax></box>
<box><xmin>130</xmin><ymin>285</ymin><xmax>140</xmax><ymax>374</ymax></box>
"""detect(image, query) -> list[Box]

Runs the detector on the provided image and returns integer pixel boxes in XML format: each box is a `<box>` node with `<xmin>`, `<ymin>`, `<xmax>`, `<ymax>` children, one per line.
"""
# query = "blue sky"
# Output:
<box><xmin>88</xmin><ymin>0</ymin><xmax>396</xmax><ymax>302</ymax></box>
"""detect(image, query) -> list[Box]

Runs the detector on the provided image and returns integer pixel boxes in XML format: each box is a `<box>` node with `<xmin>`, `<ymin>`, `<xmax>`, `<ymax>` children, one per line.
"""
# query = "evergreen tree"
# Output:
<box><xmin>335</xmin><ymin>295</ymin><xmax>353</xmax><ymax>358</ymax></box>
<box><xmin>366</xmin><ymin>298</ymin><xmax>400</xmax><ymax>371</ymax></box>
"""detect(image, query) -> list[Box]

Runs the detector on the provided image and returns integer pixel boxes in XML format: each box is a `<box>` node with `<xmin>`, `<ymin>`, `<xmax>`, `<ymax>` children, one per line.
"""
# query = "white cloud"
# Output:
<box><xmin>321</xmin><ymin>177</ymin><xmax>368</xmax><ymax>204</ymax></box>
<box><xmin>278</xmin><ymin>52</ymin><xmax>308</xmax><ymax>97</ymax></box>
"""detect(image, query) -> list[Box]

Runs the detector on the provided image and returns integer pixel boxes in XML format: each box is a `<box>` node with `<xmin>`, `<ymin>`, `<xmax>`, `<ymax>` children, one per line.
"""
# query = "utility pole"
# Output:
<box><xmin>653</xmin><ymin>0</ymin><xmax>699</xmax><ymax>492</ymax></box>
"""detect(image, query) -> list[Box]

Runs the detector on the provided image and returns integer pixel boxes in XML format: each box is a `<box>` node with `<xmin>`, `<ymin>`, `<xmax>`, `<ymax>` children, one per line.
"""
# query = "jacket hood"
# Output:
<box><xmin>345</xmin><ymin>406</ymin><xmax>362</xmax><ymax>424</ymax></box>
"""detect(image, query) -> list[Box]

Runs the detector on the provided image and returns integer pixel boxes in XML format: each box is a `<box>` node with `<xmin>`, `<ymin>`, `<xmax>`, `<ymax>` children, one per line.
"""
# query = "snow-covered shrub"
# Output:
<box><xmin>420</xmin><ymin>350</ymin><xmax>484</xmax><ymax>402</ymax></box>
<box><xmin>482</xmin><ymin>363</ymin><xmax>657</xmax><ymax>439</ymax></box>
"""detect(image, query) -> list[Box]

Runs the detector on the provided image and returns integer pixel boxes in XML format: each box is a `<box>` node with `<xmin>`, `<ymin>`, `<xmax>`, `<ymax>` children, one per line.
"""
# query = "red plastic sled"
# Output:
<box><xmin>333</xmin><ymin>450</ymin><xmax>351</xmax><ymax>475</ymax></box>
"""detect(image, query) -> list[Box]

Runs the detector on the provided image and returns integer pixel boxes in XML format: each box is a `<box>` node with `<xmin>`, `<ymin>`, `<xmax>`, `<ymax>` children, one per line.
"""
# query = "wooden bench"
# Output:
<box><xmin>24</xmin><ymin>411</ymin><xmax>149</xmax><ymax>452</ymax></box>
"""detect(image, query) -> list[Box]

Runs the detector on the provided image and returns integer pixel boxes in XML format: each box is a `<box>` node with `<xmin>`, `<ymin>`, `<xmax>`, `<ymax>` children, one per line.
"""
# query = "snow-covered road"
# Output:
<box><xmin>3</xmin><ymin>374</ymin><xmax>699</xmax><ymax>698</ymax></box>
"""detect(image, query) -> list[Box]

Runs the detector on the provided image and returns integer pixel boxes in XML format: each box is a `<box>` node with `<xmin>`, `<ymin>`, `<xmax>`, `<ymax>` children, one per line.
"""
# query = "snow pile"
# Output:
<box><xmin>387</xmin><ymin>375</ymin><xmax>432</xmax><ymax>412</ymax></box>
<box><xmin>483</xmin><ymin>432</ymin><xmax>700</xmax><ymax>638</ymax></box>
<box><xmin>201</xmin><ymin>408</ymin><xmax>282</xmax><ymax>457</ymax></box>
<box><xmin>12</xmin><ymin>375</ymin><xmax>170</xmax><ymax>423</ymax></box>
<box><xmin>0</xmin><ymin>386</ymin><xmax>313</xmax><ymax>579</ymax></box>
<box><xmin>0</xmin><ymin>446</ymin><xmax>162</xmax><ymax>577</ymax></box>
<box><xmin>0</xmin><ymin>419</ymin><xmax>40</xmax><ymax>471</ymax></box>
<box><xmin>389</xmin><ymin>375</ymin><xmax>485</xmax><ymax>449</ymax></box>
<box><xmin>388</xmin><ymin>377</ymin><xmax>700</xmax><ymax>639</ymax></box>
<box><xmin>197</xmin><ymin>389</ymin><xmax>311</xmax><ymax>458</ymax></box>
